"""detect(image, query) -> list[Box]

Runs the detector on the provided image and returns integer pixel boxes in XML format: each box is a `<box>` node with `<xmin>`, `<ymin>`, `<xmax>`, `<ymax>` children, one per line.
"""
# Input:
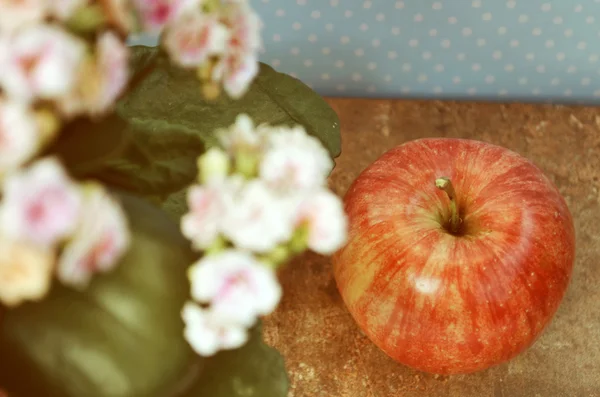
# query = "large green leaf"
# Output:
<box><xmin>92</xmin><ymin>45</ymin><xmax>341</xmax><ymax>201</ymax></box>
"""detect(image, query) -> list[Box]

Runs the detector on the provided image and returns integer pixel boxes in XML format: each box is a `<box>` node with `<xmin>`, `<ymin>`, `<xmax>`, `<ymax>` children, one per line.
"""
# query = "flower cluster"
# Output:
<box><xmin>180</xmin><ymin>115</ymin><xmax>348</xmax><ymax>356</ymax></box>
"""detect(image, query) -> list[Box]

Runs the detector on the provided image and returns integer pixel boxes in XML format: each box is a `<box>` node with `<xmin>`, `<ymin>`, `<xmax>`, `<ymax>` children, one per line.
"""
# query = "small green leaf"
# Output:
<box><xmin>44</xmin><ymin>114</ymin><xmax>131</xmax><ymax>178</ymax></box>
<box><xmin>184</xmin><ymin>322</ymin><xmax>289</xmax><ymax>397</ymax></box>
<box><xmin>0</xmin><ymin>192</ymin><xmax>201</xmax><ymax>397</ymax></box>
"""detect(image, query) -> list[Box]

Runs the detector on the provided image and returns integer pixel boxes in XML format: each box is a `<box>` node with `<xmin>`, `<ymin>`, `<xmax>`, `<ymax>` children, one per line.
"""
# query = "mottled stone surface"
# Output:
<box><xmin>262</xmin><ymin>99</ymin><xmax>600</xmax><ymax>397</ymax></box>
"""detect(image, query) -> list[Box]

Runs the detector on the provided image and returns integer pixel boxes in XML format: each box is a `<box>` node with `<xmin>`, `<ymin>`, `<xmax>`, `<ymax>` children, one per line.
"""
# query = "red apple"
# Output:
<box><xmin>332</xmin><ymin>138</ymin><xmax>575</xmax><ymax>375</ymax></box>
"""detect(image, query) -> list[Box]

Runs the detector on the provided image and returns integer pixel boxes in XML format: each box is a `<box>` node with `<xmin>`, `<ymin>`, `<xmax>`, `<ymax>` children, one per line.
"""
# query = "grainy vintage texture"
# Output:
<box><xmin>262</xmin><ymin>98</ymin><xmax>600</xmax><ymax>397</ymax></box>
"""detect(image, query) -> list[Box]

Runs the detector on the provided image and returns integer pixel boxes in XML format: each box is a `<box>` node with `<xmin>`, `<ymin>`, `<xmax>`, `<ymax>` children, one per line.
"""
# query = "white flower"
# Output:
<box><xmin>181</xmin><ymin>177</ymin><xmax>238</xmax><ymax>251</ymax></box>
<box><xmin>295</xmin><ymin>189</ymin><xmax>348</xmax><ymax>255</ymax></box>
<box><xmin>48</xmin><ymin>0</ymin><xmax>87</xmax><ymax>21</ymax></box>
<box><xmin>0</xmin><ymin>99</ymin><xmax>41</xmax><ymax>174</ymax></box>
<box><xmin>218</xmin><ymin>113</ymin><xmax>264</xmax><ymax>154</ymax></box>
<box><xmin>132</xmin><ymin>0</ymin><xmax>201</xmax><ymax>33</ymax></box>
<box><xmin>163</xmin><ymin>11</ymin><xmax>230</xmax><ymax>68</ymax></box>
<box><xmin>259</xmin><ymin>125</ymin><xmax>333</xmax><ymax>192</ymax></box>
<box><xmin>188</xmin><ymin>249</ymin><xmax>282</xmax><ymax>326</ymax></box>
<box><xmin>0</xmin><ymin>0</ymin><xmax>47</xmax><ymax>33</ymax></box>
<box><xmin>182</xmin><ymin>301</ymin><xmax>248</xmax><ymax>357</ymax></box>
<box><xmin>0</xmin><ymin>238</ymin><xmax>54</xmax><ymax>307</ymax></box>
<box><xmin>222</xmin><ymin>180</ymin><xmax>293</xmax><ymax>252</ymax></box>
<box><xmin>56</xmin><ymin>184</ymin><xmax>130</xmax><ymax>289</ymax></box>
<box><xmin>212</xmin><ymin>53</ymin><xmax>258</xmax><ymax>99</ymax></box>
<box><xmin>0</xmin><ymin>157</ymin><xmax>82</xmax><ymax>247</ymax></box>
<box><xmin>0</xmin><ymin>24</ymin><xmax>86</xmax><ymax>104</ymax></box>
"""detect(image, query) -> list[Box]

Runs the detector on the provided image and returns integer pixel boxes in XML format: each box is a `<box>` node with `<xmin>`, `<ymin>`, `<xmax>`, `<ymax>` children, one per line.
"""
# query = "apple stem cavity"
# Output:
<box><xmin>435</xmin><ymin>177</ymin><xmax>462</xmax><ymax>235</ymax></box>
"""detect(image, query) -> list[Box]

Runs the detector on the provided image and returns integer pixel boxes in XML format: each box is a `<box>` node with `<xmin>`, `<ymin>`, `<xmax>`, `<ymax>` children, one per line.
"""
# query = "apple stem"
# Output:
<box><xmin>435</xmin><ymin>177</ymin><xmax>462</xmax><ymax>234</ymax></box>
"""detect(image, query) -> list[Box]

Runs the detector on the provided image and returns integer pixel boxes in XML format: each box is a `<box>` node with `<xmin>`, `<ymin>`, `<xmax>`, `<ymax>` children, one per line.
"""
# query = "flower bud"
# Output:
<box><xmin>197</xmin><ymin>147</ymin><xmax>230</xmax><ymax>183</ymax></box>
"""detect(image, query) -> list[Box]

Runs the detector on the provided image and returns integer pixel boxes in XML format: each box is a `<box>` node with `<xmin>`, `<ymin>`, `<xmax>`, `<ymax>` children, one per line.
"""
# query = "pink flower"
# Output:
<box><xmin>56</xmin><ymin>184</ymin><xmax>130</xmax><ymax>289</ymax></box>
<box><xmin>222</xmin><ymin>180</ymin><xmax>294</xmax><ymax>253</ymax></box>
<box><xmin>218</xmin><ymin>114</ymin><xmax>265</xmax><ymax>154</ymax></box>
<box><xmin>0</xmin><ymin>24</ymin><xmax>86</xmax><ymax>104</ymax></box>
<box><xmin>188</xmin><ymin>249</ymin><xmax>282</xmax><ymax>326</ymax></box>
<box><xmin>163</xmin><ymin>10</ymin><xmax>230</xmax><ymax>68</ymax></box>
<box><xmin>132</xmin><ymin>0</ymin><xmax>200</xmax><ymax>33</ymax></box>
<box><xmin>212</xmin><ymin>53</ymin><xmax>258</xmax><ymax>99</ymax></box>
<box><xmin>0</xmin><ymin>157</ymin><xmax>82</xmax><ymax>247</ymax></box>
<box><xmin>295</xmin><ymin>189</ymin><xmax>348</xmax><ymax>255</ymax></box>
<box><xmin>0</xmin><ymin>98</ymin><xmax>41</xmax><ymax>174</ymax></box>
<box><xmin>259</xmin><ymin>125</ymin><xmax>334</xmax><ymax>193</ymax></box>
<box><xmin>182</xmin><ymin>301</ymin><xmax>248</xmax><ymax>356</ymax></box>
<box><xmin>0</xmin><ymin>0</ymin><xmax>47</xmax><ymax>33</ymax></box>
<box><xmin>47</xmin><ymin>0</ymin><xmax>87</xmax><ymax>21</ymax></box>
<box><xmin>0</xmin><ymin>238</ymin><xmax>54</xmax><ymax>307</ymax></box>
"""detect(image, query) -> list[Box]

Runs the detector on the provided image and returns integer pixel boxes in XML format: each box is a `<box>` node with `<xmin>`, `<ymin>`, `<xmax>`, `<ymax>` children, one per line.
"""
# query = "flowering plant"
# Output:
<box><xmin>0</xmin><ymin>1</ymin><xmax>345</xmax><ymax>397</ymax></box>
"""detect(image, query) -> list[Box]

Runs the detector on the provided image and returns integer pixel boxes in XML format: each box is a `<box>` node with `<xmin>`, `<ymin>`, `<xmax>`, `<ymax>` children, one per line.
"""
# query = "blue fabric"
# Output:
<box><xmin>128</xmin><ymin>0</ymin><xmax>600</xmax><ymax>102</ymax></box>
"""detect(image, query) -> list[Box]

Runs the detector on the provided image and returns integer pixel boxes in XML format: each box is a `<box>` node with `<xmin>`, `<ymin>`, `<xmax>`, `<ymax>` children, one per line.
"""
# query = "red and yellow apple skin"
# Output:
<box><xmin>332</xmin><ymin>138</ymin><xmax>576</xmax><ymax>375</ymax></box>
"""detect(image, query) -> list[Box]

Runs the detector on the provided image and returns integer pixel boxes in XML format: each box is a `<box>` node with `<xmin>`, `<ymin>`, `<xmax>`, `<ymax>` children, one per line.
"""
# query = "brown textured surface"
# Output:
<box><xmin>262</xmin><ymin>99</ymin><xmax>600</xmax><ymax>397</ymax></box>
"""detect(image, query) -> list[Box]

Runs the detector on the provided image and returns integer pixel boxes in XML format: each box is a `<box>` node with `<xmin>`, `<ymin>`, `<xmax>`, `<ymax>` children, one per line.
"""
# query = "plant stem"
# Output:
<box><xmin>435</xmin><ymin>177</ymin><xmax>461</xmax><ymax>234</ymax></box>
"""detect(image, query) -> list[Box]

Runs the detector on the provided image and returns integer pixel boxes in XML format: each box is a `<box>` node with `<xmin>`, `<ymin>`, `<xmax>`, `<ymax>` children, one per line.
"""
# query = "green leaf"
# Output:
<box><xmin>0</xmin><ymin>192</ymin><xmax>201</xmax><ymax>397</ymax></box>
<box><xmin>91</xmin><ymin>45</ymin><xmax>341</xmax><ymax>200</ymax></box>
<box><xmin>184</xmin><ymin>322</ymin><xmax>289</xmax><ymax>397</ymax></box>
<box><xmin>44</xmin><ymin>114</ymin><xmax>131</xmax><ymax>178</ymax></box>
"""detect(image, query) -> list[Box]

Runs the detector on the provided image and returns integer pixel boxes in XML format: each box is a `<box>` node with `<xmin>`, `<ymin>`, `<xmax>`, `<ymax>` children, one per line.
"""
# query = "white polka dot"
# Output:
<box><xmin>472</xmin><ymin>0</ymin><xmax>482</xmax><ymax>8</ymax></box>
<box><xmin>433</xmin><ymin>86</ymin><xmax>443</xmax><ymax>94</ymax></box>
<box><xmin>325</xmin><ymin>23</ymin><xmax>333</xmax><ymax>31</ymax></box>
<box><xmin>545</xmin><ymin>40</ymin><xmax>555</xmax><ymax>48</ymax></box>
<box><xmin>262</xmin><ymin>0</ymin><xmax>269</xmax><ymax>3</ymax></box>
<box><xmin>293</xmin><ymin>22</ymin><xmax>302</xmax><ymax>30</ymax></box>
<box><xmin>367</xmin><ymin>62</ymin><xmax>377</xmax><ymax>70</ymax></box>
<box><xmin>354</xmin><ymin>48</ymin><xmax>365</xmax><ymax>57</ymax></box>
<box><xmin>574</xmin><ymin>4</ymin><xmax>583</xmax><ymax>12</ymax></box>
<box><xmin>567</xmin><ymin>65</ymin><xmax>577</xmax><ymax>73</ymax></box>
<box><xmin>360</xmin><ymin>23</ymin><xmax>369</xmax><ymax>31</ymax></box>
<box><xmin>577</xmin><ymin>41</ymin><xmax>587</xmax><ymax>50</ymax></box>
<box><xmin>498</xmin><ymin>26</ymin><xmax>507</xmax><ymax>35</ymax></box>
<box><xmin>430</xmin><ymin>29</ymin><xmax>438</xmax><ymax>37</ymax></box>
<box><xmin>422</xmin><ymin>51</ymin><xmax>432</xmax><ymax>60</ymax></box>
<box><xmin>472</xmin><ymin>63</ymin><xmax>481</xmax><ymax>71</ymax></box>
<box><xmin>594</xmin><ymin>89</ymin><xmax>600</xmax><ymax>97</ymax></box>
<box><xmin>532</xmin><ymin>28</ymin><xmax>542</xmax><ymax>36</ymax></box>
<box><xmin>507</xmin><ymin>0</ymin><xmax>516</xmax><ymax>8</ymax></box>
<box><xmin>565</xmin><ymin>29</ymin><xmax>574</xmax><ymax>37</ymax></box>
<box><xmin>308</xmin><ymin>34</ymin><xmax>317</xmax><ymax>42</ymax></box>
<box><xmin>311</xmin><ymin>10</ymin><xmax>321</xmax><ymax>18</ymax></box>
<box><xmin>587</xmin><ymin>16</ymin><xmax>596</xmax><ymax>24</ymax></box>
<box><xmin>376</xmin><ymin>13</ymin><xmax>385</xmax><ymax>21</ymax></box>
<box><xmin>462</xmin><ymin>27</ymin><xmax>473</xmax><ymax>36</ymax></box>
<box><xmin>541</xmin><ymin>3</ymin><xmax>552</xmax><ymax>11</ymax></box>
<box><xmin>477</xmin><ymin>38</ymin><xmax>486</xmax><ymax>46</ymax></box>
<box><xmin>532</xmin><ymin>88</ymin><xmax>541</xmax><ymax>95</ymax></box>
<box><xmin>482</xmin><ymin>12</ymin><xmax>492</xmax><ymax>21</ymax></box>
<box><xmin>335</xmin><ymin>60</ymin><xmax>344</xmax><ymax>68</ymax></box>
<box><xmin>344</xmin><ymin>10</ymin><xmax>352</xmax><ymax>17</ymax></box>
<box><xmin>452</xmin><ymin>76</ymin><xmax>461</xmax><ymax>84</ymax></box>
<box><xmin>441</xmin><ymin>39</ymin><xmax>451</xmax><ymax>48</ymax></box>
<box><xmin>518</xmin><ymin>77</ymin><xmax>528</xmax><ymax>85</ymax></box>
<box><xmin>321</xmin><ymin>73</ymin><xmax>330</xmax><ymax>81</ymax></box>
<box><xmin>395</xmin><ymin>1</ymin><xmax>404</xmax><ymax>9</ymax></box>
<box><xmin>435</xmin><ymin>64</ymin><xmax>445</xmax><ymax>72</ymax></box>
<box><xmin>493</xmin><ymin>50</ymin><xmax>503</xmax><ymax>60</ymax></box>
<box><xmin>552</xmin><ymin>16</ymin><xmax>563</xmax><ymax>25</ymax></box>
<box><xmin>297</xmin><ymin>0</ymin><xmax>306</xmax><ymax>5</ymax></box>
<box><xmin>276</xmin><ymin>9</ymin><xmax>285</xmax><ymax>16</ymax></box>
<box><xmin>409</xmin><ymin>39</ymin><xmax>419</xmax><ymax>47</ymax></box>
<box><xmin>336</xmin><ymin>84</ymin><xmax>345</xmax><ymax>92</ymax></box>
<box><xmin>498</xmin><ymin>89</ymin><xmax>508</xmax><ymax>96</ymax></box>
<box><xmin>402</xmin><ymin>63</ymin><xmax>412</xmax><ymax>72</ymax></box>
<box><xmin>536</xmin><ymin>65</ymin><xmax>546</xmax><ymax>73</ymax></box>
<box><xmin>551</xmin><ymin>78</ymin><xmax>560</xmax><ymax>86</ymax></box>
<box><xmin>525</xmin><ymin>53</ymin><xmax>535</xmax><ymax>61</ymax></box>
<box><xmin>448</xmin><ymin>16</ymin><xmax>458</xmax><ymax>24</ymax></box>
<box><xmin>391</xmin><ymin>27</ymin><xmax>401</xmax><ymax>35</ymax></box>
<box><xmin>271</xmin><ymin>59</ymin><xmax>281</xmax><ymax>67</ymax></box>
<box><xmin>273</xmin><ymin>34</ymin><xmax>281</xmax><ymax>42</ymax></box>
<box><xmin>417</xmin><ymin>73</ymin><xmax>428</xmax><ymax>82</ymax></box>
<box><xmin>485</xmin><ymin>75</ymin><xmax>495</xmax><ymax>83</ymax></box>
<box><xmin>414</xmin><ymin>13</ymin><xmax>424</xmax><ymax>22</ymax></box>
<box><xmin>467</xmin><ymin>87</ymin><xmax>477</xmax><ymax>95</ymax></box>
<box><xmin>564</xmin><ymin>89</ymin><xmax>573</xmax><ymax>96</ymax></box>
<box><xmin>290</xmin><ymin>47</ymin><xmax>300</xmax><ymax>55</ymax></box>
<box><xmin>401</xmin><ymin>87</ymin><xmax>411</xmax><ymax>94</ymax></box>
<box><xmin>384</xmin><ymin>74</ymin><xmax>392</xmax><ymax>82</ymax></box>
<box><xmin>457</xmin><ymin>53</ymin><xmax>466</xmax><ymax>61</ymax></box>
<box><xmin>330</xmin><ymin>0</ymin><xmax>339</xmax><ymax>6</ymax></box>
<box><xmin>581</xmin><ymin>77</ymin><xmax>591</xmax><ymax>86</ymax></box>
<box><xmin>589</xmin><ymin>54</ymin><xmax>599</xmax><ymax>63</ymax></box>
<box><xmin>388</xmin><ymin>51</ymin><xmax>398</xmax><ymax>59</ymax></box>
<box><xmin>556</xmin><ymin>52</ymin><xmax>566</xmax><ymax>61</ymax></box>
<box><xmin>519</xmin><ymin>15</ymin><xmax>529</xmax><ymax>23</ymax></box>
<box><xmin>510</xmin><ymin>39</ymin><xmax>520</xmax><ymax>47</ymax></box>
<box><xmin>367</xmin><ymin>85</ymin><xmax>377</xmax><ymax>93</ymax></box>
<box><xmin>321</xmin><ymin>47</ymin><xmax>331</xmax><ymax>55</ymax></box>
<box><xmin>433</xmin><ymin>2</ymin><xmax>443</xmax><ymax>10</ymax></box>
<box><xmin>372</xmin><ymin>39</ymin><xmax>381</xmax><ymax>47</ymax></box>
<box><xmin>504</xmin><ymin>64</ymin><xmax>515</xmax><ymax>71</ymax></box>
<box><xmin>304</xmin><ymin>59</ymin><xmax>313</xmax><ymax>67</ymax></box>
<box><xmin>363</xmin><ymin>0</ymin><xmax>372</xmax><ymax>9</ymax></box>
<box><xmin>352</xmin><ymin>73</ymin><xmax>362</xmax><ymax>81</ymax></box>
<box><xmin>340</xmin><ymin>36</ymin><xmax>350</xmax><ymax>44</ymax></box>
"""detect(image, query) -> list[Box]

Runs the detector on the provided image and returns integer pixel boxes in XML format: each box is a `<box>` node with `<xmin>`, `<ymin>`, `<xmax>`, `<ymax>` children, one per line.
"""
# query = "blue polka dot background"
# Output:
<box><xmin>129</xmin><ymin>0</ymin><xmax>600</xmax><ymax>103</ymax></box>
